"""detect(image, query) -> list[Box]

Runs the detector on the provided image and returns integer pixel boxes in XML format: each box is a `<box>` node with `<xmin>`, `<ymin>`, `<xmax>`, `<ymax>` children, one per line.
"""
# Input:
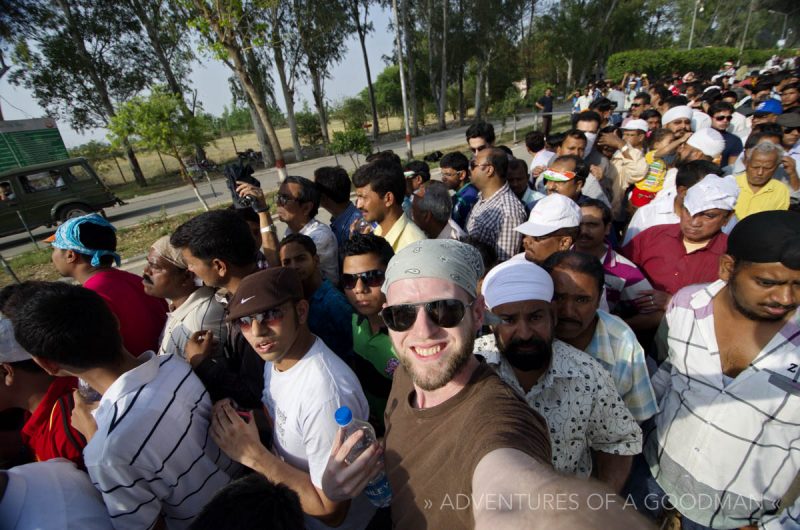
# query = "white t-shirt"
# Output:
<box><xmin>158</xmin><ymin>286</ymin><xmax>226</xmax><ymax>358</ymax></box>
<box><xmin>0</xmin><ymin>459</ymin><xmax>112</xmax><ymax>530</ymax></box>
<box><xmin>262</xmin><ymin>337</ymin><xmax>374</xmax><ymax>530</ymax></box>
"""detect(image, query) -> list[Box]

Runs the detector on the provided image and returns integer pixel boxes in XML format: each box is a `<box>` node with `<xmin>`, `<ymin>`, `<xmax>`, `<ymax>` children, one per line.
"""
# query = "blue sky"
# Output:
<box><xmin>0</xmin><ymin>7</ymin><xmax>395</xmax><ymax>148</ymax></box>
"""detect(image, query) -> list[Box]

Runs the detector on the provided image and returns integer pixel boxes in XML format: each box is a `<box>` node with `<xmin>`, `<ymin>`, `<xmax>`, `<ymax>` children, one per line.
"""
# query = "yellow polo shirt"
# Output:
<box><xmin>374</xmin><ymin>213</ymin><xmax>427</xmax><ymax>252</ymax></box>
<box><xmin>734</xmin><ymin>173</ymin><xmax>790</xmax><ymax>220</ymax></box>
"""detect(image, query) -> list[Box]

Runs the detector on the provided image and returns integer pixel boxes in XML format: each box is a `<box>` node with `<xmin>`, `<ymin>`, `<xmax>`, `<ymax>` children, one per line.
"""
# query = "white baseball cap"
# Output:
<box><xmin>0</xmin><ymin>315</ymin><xmax>30</xmax><ymax>363</ymax></box>
<box><xmin>621</xmin><ymin>119</ymin><xmax>648</xmax><ymax>132</ymax></box>
<box><xmin>515</xmin><ymin>194</ymin><xmax>581</xmax><ymax>237</ymax></box>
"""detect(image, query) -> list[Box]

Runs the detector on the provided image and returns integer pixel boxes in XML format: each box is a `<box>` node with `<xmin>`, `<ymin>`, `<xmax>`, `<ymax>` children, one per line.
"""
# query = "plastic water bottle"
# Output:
<box><xmin>334</xmin><ymin>406</ymin><xmax>392</xmax><ymax>508</ymax></box>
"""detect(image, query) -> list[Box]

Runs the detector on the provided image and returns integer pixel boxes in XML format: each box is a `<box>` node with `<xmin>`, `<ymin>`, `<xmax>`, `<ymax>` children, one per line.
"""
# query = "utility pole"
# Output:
<box><xmin>688</xmin><ymin>0</ymin><xmax>701</xmax><ymax>50</ymax></box>
<box><xmin>392</xmin><ymin>0</ymin><xmax>413</xmax><ymax>160</ymax></box>
<box><xmin>738</xmin><ymin>0</ymin><xmax>756</xmax><ymax>63</ymax></box>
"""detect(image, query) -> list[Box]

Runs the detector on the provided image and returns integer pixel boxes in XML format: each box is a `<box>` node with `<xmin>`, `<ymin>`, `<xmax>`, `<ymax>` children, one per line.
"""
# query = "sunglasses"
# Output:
<box><xmin>236</xmin><ymin>308</ymin><xmax>285</xmax><ymax>331</ymax></box>
<box><xmin>342</xmin><ymin>269</ymin><xmax>385</xmax><ymax>290</ymax></box>
<box><xmin>630</xmin><ymin>103</ymin><xmax>642</xmax><ymax>108</ymax></box>
<box><xmin>276</xmin><ymin>193</ymin><xmax>300</xmax><ymax>206</ymax></box>
<box><xmin>380</xmin><ymin>298</ymin><xmax>473</xmax><ymax>332</ymax></box>
<box><xmin>713</xmin><ymin>115</ymin><xmax>733</xmax><ymax>121</ymax></box>
<box><xmin>469</xmin><ymin>159</ymin><xmax>490</xmax><ymax>170</ymax></box>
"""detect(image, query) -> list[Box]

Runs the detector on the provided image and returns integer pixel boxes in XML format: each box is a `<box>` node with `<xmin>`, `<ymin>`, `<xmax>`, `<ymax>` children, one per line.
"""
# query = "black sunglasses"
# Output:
<box><xmin>341</xmin><ymin>269</ymin><xmax>385</xmax><ymax>290</ymax></box>
<box><xmin>276</xmin><ymin>193</ymin><xmax>301</xmax><ymax>206</ymax></box>
<box><xmin>713</xmin><ymin>115</ymin><xmax>733</xmax><ymax>121</ymax></box>
<box><xmin>380</xmin><ymin>299</ymin><xmax>473</xmax><ymax>332</ymax></box>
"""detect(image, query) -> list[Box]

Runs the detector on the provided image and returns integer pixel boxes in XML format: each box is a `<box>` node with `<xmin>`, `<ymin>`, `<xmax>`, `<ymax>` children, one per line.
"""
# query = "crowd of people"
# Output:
<box><xmin>1</xmin><ymin>59</ymin><xmax>799</xmax><ymax>530</ymax></box>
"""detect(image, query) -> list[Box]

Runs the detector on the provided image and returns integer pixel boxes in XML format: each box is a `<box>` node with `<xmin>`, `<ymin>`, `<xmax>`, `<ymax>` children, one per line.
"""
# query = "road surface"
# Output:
<box><xmin>0</xmin><ymin>110</ymin><xmax>568</xmax><ymax>263</ymax></box>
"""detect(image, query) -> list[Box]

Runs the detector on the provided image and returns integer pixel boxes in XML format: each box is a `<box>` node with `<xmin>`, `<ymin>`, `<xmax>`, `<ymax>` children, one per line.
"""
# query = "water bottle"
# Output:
<box><xmin>77</xmin><ymin>378</ymin><xmax>102</xmax><ymax>403</ymax></box>
<box><xmin>334</xmin><ymin>406</ymin><xmax>392</xmax><ymax>508</ymax></box>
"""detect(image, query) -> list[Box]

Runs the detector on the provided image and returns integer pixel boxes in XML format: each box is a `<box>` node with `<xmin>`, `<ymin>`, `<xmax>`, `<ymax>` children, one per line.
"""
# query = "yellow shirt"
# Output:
<box><xmin>734</xmin><ymin>172</ymin><xmax>790</xmax><ymax>220</ymax></box>
<box><xmin>374</xmin><ymin>213</ymin><xmax>427</xmax><ymax>252</ymax></box>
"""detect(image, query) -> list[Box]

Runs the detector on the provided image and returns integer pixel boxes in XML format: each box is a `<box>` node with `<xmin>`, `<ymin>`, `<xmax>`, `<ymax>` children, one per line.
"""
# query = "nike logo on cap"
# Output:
<box><xmin>241</xmin><ymin>296</ymin><xmax>256</xmax><ymax>304</ymax></box>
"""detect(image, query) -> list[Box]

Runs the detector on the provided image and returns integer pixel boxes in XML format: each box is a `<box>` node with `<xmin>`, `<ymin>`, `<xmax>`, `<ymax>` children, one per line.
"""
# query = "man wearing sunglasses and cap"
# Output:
<box><xmin>321</xmin><ymin>239</ymin><xmax>651</xmax><ymax>529</ymax></box>
<box><xmin>209</xmin><ymin>267</ymin><xmax>374</xmax><ymax>530</ymax></box>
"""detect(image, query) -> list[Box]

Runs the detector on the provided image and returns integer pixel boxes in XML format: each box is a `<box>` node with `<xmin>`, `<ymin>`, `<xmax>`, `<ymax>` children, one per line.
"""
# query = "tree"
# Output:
<box><xmin>370</xmin><ymin>65</ymin><xmax>404</xmax><ymax>131</ymax></box>
<box><xmin>345</xmin><ymin>0</ymin><xmax>381</xmax><ymax>140</ymax></box>
<box><xmin>269</xmin><ymin>2</ymin><xmax>304</xmax><ymax>162</ymax></box>
<box><xmin>295</xmin><ymin>102</ymin><xmax>325</xmax><ymax>146</ymax></box>
<box><xmin>123</xmin><ymin>0</ymin><xmax>205</xmax><ymax>159</ymax></box>
<box><xmin>10</xmin><ymin>0</ymin><xmax>150</xmax><ymax>186</ymax></box>
<box><xmin>185</xmin><ymin>0</ymin><xmax>288</xmax><ymax>181</ymax></box>
<box><xmin>0</xmin><ymin>0</ymin><xmax>41</xmax><ymax>119</ymax></box>
<box><xmin>108</xmin><ymin>87</ymin><xmax>213</xmax><ymax>209</ymax></box>
<box><xmin>335</xmin><ymin>97</ymin><xmax>372</xmax><ymax>133</ymax></box>
<box><xmin>329</xmin><ymin>129</ymin><xmax>373</xmax><ymax>167</ymax></box>
<box><xmin>292</xmin><ymin>0</ymin><xmax>350</xmax><ymax>145</ymax></box>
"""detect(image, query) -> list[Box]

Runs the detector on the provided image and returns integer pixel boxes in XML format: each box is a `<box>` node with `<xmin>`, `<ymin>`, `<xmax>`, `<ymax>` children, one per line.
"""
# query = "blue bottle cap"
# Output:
<box><xmin>334</xmin><ymin>406</ymin><xmax>353</xmax><ymax>426</ymax></box>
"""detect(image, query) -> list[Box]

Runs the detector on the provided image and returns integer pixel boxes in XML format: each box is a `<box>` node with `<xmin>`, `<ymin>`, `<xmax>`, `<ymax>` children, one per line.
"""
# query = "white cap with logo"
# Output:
<box><xmin>515</xmin><ymin>194</ymin><xmax>581</xmax><ymax>237</ymax></box>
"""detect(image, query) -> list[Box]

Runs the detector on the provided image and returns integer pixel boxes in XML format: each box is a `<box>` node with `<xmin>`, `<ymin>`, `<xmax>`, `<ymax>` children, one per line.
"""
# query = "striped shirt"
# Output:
<box><xmin>601</xmin><ymin>247</ymin><xmax>652</xmax><ymax>313</ymax></box>
<box><xmin>86</xmin><ymin>353</ymin><xmax>235</xmax><ymax>530</ymax></box>
<box><xmin>585</xmin><ymin>310</ymin><xmax>658</xmax><ymax>422</ymax></box>
<box><xmin>466</xmin><ymin>183</ymin><xmax>527</xmax><ymax>262</ymax></box>
<box><xmin>646</xmin><ymin>281</ymin><xmax>800</xmax><ymax>528</ymax></box>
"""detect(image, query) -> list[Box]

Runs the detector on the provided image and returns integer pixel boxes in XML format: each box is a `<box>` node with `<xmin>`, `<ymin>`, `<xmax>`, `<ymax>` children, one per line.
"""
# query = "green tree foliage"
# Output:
<box><xmin>607</xmin><ymin>47</ymin><xmax>784</xmax><ymax>80</ymax></box>
<box><xmin>295</xmin><ymin>103</ymin><xmax>325</xmax><ymax>146</ymax></box>
<box><xmin>329</xmin><ymin>128</ymin><xmax>372</xmax><ymax>166</ymax></box>
<box><xmin>108</xmin><ymin>87</ymin><xmax>213</xmax><ymax>207</ymax></box>
<box><xmin>335</xmin><ymin>97</ymin><xmax>372</xmax><ymax>132</ymax></box>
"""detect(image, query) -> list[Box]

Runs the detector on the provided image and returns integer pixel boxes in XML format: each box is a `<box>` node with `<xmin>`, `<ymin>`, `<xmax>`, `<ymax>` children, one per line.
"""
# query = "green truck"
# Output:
<box><xmin>0</xmin><ymin>118</ymin><xmax>122</xmax><ymax>238</ymax></box>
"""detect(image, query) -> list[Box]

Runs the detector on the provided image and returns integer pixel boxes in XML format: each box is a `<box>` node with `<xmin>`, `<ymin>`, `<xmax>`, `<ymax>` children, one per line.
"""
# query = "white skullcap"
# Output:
<box><xmin>691</xmin><ymin>110</ymin><xmax>712</xmax><ymax>131</ymax></box>
<box><xmin>515</xmin><ymin>194</ymin><xmax>581</xmax><ymax>237</ymax></box>
<box><xmin>621</xmin><ymin>119</ymin><xmax>648</xmax><ymax>132</ymax></box>
<box><xmin>684</xmin><ymin>174</ymin><xmax>740</xmax><ymax>216</ymax></box>
<box><xmin>0</xmin><ymin>314</ymin><xmax>30</xmax><ymax>363</ymax></box>
<box><xmin>661</xmin><ymin>105</ymin><xmax>693</xmax><ymax>126</ymax></box>
<box><xmin>481</xmin><ymin>259</ymin><xmax>554</xmax><ymax>310</ymax></box>
<box><xmin>686</xmin><ymin>128</ymin><xmax>725</xmax><ymax>158</ymax></box>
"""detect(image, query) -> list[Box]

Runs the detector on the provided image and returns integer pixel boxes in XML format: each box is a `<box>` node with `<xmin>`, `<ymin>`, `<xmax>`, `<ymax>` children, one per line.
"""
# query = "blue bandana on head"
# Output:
<box><xmin>51</xmin><ymin>213</ymin><xmax>121</xmax><ymax>267</ymax></box>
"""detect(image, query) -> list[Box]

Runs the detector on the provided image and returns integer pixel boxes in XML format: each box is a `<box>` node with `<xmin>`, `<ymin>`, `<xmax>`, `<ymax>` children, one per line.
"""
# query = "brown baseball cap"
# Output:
<box><xmin>226</xmin><ymin>268</ymin><xmax>303</xmax><ymax>322</ymax></box>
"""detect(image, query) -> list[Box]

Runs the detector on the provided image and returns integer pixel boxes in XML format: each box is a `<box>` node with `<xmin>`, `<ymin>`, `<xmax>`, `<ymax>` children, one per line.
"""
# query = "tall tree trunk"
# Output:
<box><xmin>310</xmin><ymin>67</ymin><xmax>331</xmax><ymax>145</ymax></box>
<box><xmin>128</xmin><ymin>0</ymin><xmax>206</xmax><ymax>161</ymax></box>
<box><xmin>438</xmin><ymin>0</ymin><xmax>447</xmax><ymax>130</ymax></box>
<box><xmin>247</xmin><ymin>103</ymin><xmax>275</xmax><ymax>167</ymax></box>
<box><xmin>402</xmin><ymin>0</ymin><xmax>419</xmax><ymax>135</ymax></box>
<box><xmin>474</xmin><ymin>61</ymin><xmax>486</xmax><ymax>119</ymax></box>
<box><xmin>215</xmin><ymin>38</ymin><xmax>287</xmax><ymax>180</ymax></box>
<box><xmin>56</xmin><ymin>0</ymin><xmax>147</xmax><ymax>186</ymax></box>
<box><xmin>351</xmin><ymin>1</ymin><xmax>380</xmax><ymax>140</ymax></box>
<box><xmin>458</xmin><ymin>66</ymin><xmax>465</xmax><ymax>125</ymax></box>
<box><xmin>271</xmin><ymin>11</ymin><xmax>304</xmax><ymax>162</ymax></box>
<box><xmin>427</xmin><ymin>0</ymin><xmax>437</xmax><ymax>124</ymax></box>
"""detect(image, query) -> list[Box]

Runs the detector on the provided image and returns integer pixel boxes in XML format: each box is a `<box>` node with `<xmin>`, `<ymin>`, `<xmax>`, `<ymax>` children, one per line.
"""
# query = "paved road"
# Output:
<box><xmin>0</xmin><ymin>109</ymin><xmax>569</xmax><ymax>262</ymax></box>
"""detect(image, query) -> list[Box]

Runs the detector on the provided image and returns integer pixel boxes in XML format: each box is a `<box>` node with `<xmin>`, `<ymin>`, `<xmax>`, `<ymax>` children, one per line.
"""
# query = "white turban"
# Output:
<box><xmin>661</xmin><ymin>105</ymin><xmax>693</xmax><ymax>126</ymax></box>
<box><xmin>691</xmin><ymin>110</ymin><xmax>712</xmax><ymax>131</ymax></box>
<box><xmin>481</xmin><ymin>259</ymin><xmax>554</xmax><ymax>310</ymax></box>
<box><xmin>0</xmin><ymin>314</ymin><xmax>30</xmax><ymax>363</ymax></box>
<box><xmin>686</xmin><ymin>128</ymin><xmax>725</xmax><ymax>158</ymax></box>
<box><xmin>684</xmin><ymin>175</ymin><xmax>740</xmax><ymax>216</ymax></box>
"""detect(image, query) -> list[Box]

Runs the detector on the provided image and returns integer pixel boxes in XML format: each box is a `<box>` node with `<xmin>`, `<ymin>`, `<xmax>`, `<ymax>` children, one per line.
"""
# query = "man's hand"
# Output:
<box><xmin>633</xmin><ymin>289</ymin><xmax>672</xmax><ymax>313</ymax></box>
<box><xmin>349</xmin><ymin>217</ymin><xmax>373</xmax><ymax>236</ymax></box>
<box><xmin>235</xmin><ymin>181</ymin><xmax>267</xmax><ymax>211</ymax></box>
<box><xmin>321</xmin><ymin>428</ymin><xmax>384</xmax><ymax>502</ymax></box>
<box><xmin>210</xmin><ymin>399</ymin><xmax>267</xmax><ymax>469</ymax></box>
<box><xmin>531</xmin><ymin>165</ymin><xmax>546</xmax><ymax>177</ymax></box>
<box><xmin>589</xmin><ymin>164</ymin><xmax>604</xmax><ymax>181</ymax></box>
<box><xmin>599</xmin><ymin>132</ymin><xmax>625</xmax><ymax>151</ymax></box>
<box><xmin>185</xmin><ymin>330</ymin><xmax>214</xmax><ymax>369</ymax></box>
<box><xmin>71</xmin><ymin>389</ymin><xmax>99</xmax><ymax>441</ymax></box>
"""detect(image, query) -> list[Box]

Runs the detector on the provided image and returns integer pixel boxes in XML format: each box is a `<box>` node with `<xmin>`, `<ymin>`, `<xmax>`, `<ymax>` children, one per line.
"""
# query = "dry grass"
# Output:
<box><xmin>97</xmin><ymin>116</ymin><xmax>414</xmax><ymax>186</ymax></box>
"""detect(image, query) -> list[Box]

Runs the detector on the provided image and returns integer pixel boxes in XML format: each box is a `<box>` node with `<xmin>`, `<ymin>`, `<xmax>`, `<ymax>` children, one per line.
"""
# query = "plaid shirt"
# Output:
<box><xmin>646</xmin><ymin>280</ymin><xmax>800</xmax><ymax>529</ymax></box>
<box><xmin>465</xmin><ymin>183</ymin><xmax>527</xmax><ymax>262</ymax></box>
<box><xmin>585</xmin><ymin>310</ymin><xmax>658</xmax><ymax>422</ymax></box>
